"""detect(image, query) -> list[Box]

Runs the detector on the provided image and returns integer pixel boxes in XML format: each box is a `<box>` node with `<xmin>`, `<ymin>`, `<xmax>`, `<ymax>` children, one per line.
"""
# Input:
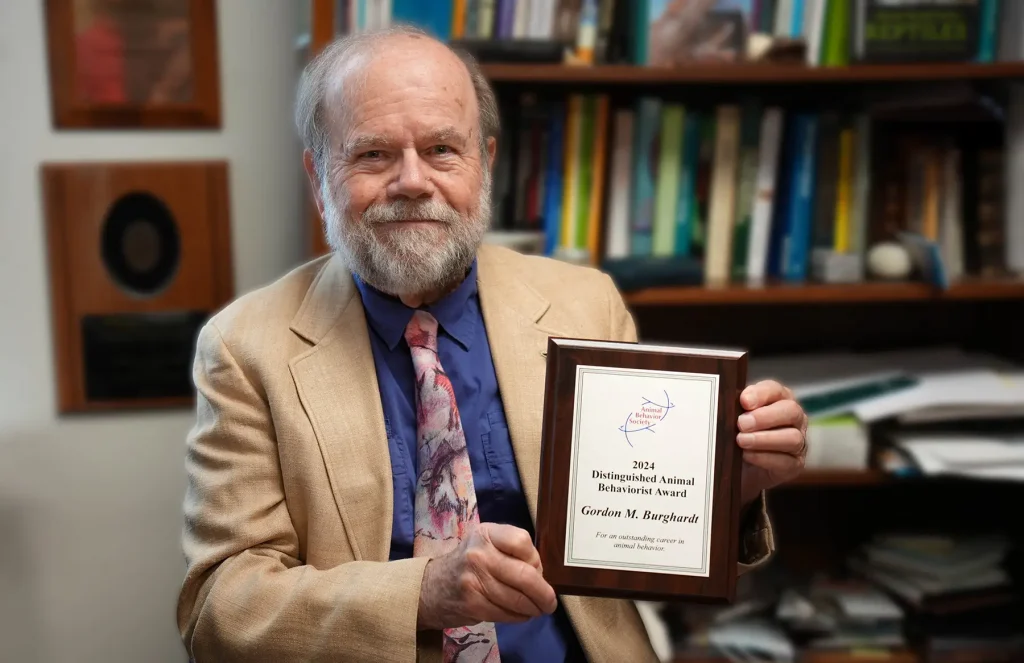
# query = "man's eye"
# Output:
<box><xmin>431</xmin><ymin>145</ymin><xmax>452</xmax><ymax>155</ymax></box>
<box><xmin>361</xmin><ymin>150</ymin><xmax>382</xmax><ymax>159</ymax></box>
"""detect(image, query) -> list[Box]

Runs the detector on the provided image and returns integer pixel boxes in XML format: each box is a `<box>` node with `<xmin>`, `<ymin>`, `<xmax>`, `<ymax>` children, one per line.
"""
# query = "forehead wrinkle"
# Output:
<box><xmin>321</xmin><ymin>34</ymin><xmax>484</xmax><ymax>159</ymax></box>
<box><xmin>323</xmin><ymin>49</ymin><xmax>372</xmax><ymax>151</ymax></box>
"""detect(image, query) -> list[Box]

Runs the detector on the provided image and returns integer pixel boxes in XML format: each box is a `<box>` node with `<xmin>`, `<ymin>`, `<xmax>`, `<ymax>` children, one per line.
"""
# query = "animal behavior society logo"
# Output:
<box><xmin>619</xmin><ymin>389</ymin><xmax>676</xmax><ymax>447</ymax></box>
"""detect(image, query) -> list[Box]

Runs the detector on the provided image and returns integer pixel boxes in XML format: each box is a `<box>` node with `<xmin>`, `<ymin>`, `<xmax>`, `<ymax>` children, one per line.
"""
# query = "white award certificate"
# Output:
<box><xmin>563</xmin><ymin>364</ymin><xmax>719</xmax><ymax>577</ymax></box>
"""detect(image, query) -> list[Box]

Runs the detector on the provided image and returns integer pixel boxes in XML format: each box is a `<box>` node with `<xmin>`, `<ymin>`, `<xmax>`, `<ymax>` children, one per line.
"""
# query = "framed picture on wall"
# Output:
<box><xmin>44</xmin><ymin>0</ymin><xmax>221</xmax><ymax>129</ymax></box>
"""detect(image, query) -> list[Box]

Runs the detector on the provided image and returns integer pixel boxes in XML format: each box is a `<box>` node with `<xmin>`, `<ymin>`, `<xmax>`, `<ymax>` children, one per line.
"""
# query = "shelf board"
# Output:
<box><xmin>481</xmin><ymin>61</ymin><xmax>1024</xmax><ymax>85</ymax></box>
<box><xmin>675</xmin><ymin>649</ymin><xmax>918</xmax><ymax>663</ymax></box>
<box><xmin>623</xmin><ymin>279</ymin><xmax>1024</xmax><ymax>306</ymax></box>
<box><xmin>786</xmin><ymin>470</ymin><xmax>890</xmax><ymax>487</ymax></box>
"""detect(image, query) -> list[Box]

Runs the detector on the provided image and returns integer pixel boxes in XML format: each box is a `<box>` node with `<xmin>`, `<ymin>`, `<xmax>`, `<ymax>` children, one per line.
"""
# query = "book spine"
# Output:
<box><xmin>674</xmin><ymin>112</ymin><xmax>702</xmax><ymax>257</ymax></box>
<box><xmin>834</xmin><ymin>124</ymin><xmax>855</xmax><ymax>253</ymax></box>
<box><xmin>705</xmin><ymin>105</ymin><xmax>741</xmax><ymax>285</ymax></box>
<box><xmin>587</xmin><ymin>95</ymin><xmax>611</xmax><ymax>264</ymax></box>
<box><xmin>652</xmin><ymin>104</ymin><xmax>685</xmax><ymax>257</ymax></box>
<box><xmin>850</xmin><ymin>113</ymin><xmax>871</xmax><ymax>258</ymax></box>
<box><xmin>542</xmin><ymin>101</ymin><xmax>565</xmax><ymax>256</ymax></box>
<box><xmin>731</xmin><ymin>104</ymin><xmax>763</xmax><ymax>281</ymax></box>
<box><xmin>977</xmin><ymin>0</ymin><xmax>1000</xmax><ymax>63</ymax></box>
<box><xmin>574</xmin><ymin>95</ymin><xmax>597</xmax><ymax>252</ymax></box>
<box><xmin>451</xmin><ymin>0</ymin><xmax>468</xmax><ymax>37</ymax></box>
<box><xmin>513</xmin><ymin>0</ymin><xmax>531</xmax><ymax>38</ymax></box>
<box><xmin>630</xmin><ymin>97</ymin><xmax>661</xmax><ymax>257</ymax></box>
<box><xmin>782</xmin><ymin>114</ymin><xmax>819</xmax><ymax>282</ymax></box>
<box><xmin>747</xmin><ymin>107</ymin><xmax>784</xmax><ymax>284</ymax></box>
<box><xmin>605</xmin><ymin>109</ymin><xmax>635</xmax><ymax>259</ymax></box>
<box><xmin>560</xmin><ymin>94</ymin><xmax>583</xmax><ymax>254</ymax></box>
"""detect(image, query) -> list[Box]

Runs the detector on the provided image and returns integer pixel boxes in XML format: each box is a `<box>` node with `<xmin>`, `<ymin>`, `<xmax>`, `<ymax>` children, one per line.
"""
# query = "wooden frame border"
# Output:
<box><xmin>535</xmin><ymin>338</ymin><xmax>746</xmax><ymax>603</ymax></box>
<box><xmin>41</xmin><ymin>160</ymin><xmax>234</xmax><ymax>413</ymax></box>
<box><xmin>44</xmin><ymin>0</ymin><xmax>221</xmax><ymax>129</ymax></box>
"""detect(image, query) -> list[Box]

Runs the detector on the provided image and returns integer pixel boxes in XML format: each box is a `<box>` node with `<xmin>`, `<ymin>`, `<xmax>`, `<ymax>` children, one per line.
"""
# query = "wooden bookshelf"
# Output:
<box><xmin>623</xmin><ymin>278</ymin><xmax>1024</xmax><ymax>306</ymax></box>
<box><xmin>481</xmin><ymin>61</ymin><xmax>1024</xmax><ymax>86</ymax></box>
<box><xmin>786</xmin><ymin>469</ymin><xmax>891</xmax><ymax>487</ymax></box>
<box><xmin>301</xmin><ymin>9</ymin><xmax>1024</xmax><ymax>656</ymax></box>
<box><xmin>675</xmin><ymin>650</ymin><xmax>919</xmax><ymax>663</ymax></box>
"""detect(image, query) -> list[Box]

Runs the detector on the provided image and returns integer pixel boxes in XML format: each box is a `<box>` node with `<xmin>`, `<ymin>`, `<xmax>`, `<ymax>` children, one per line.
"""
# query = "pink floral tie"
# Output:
<box><xmin>404</xmin><ymin>310</ymin><xmax>500</xmax><ymax>662</ymax></box>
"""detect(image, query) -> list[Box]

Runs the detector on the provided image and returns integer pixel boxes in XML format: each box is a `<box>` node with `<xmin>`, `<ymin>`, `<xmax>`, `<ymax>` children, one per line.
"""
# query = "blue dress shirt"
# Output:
<box><xmin>354</xmin><ymin>261</ymin><xmax>587</xmax><ymax>662</ymax></box>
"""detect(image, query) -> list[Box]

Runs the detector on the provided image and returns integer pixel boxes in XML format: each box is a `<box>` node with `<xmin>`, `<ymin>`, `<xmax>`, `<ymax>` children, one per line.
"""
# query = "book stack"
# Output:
<box><xmin>848</xmin><ymin>534</ymin><xmax>1023</xmax><ymax>659</ymax></box>
<box><xmin>775</xmin><ymin>580</ymin><xmax>907</xmax><ymax>651</ymax></box>
<box><xmin>850</xmin><ymin>534</ymin><xmax>1014</xmax><ymax>609</ymax></box>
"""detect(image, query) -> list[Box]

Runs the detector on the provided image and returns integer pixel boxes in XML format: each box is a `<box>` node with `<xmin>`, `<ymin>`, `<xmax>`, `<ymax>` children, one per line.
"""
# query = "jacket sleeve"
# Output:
<box><xmin>176</xmin><ymin>321</ymin><xmax>434</xmax><ymax>662</ymax></box>
<box><xmin>602</xmin><ymin>274</ymin><xmax>776</xmax><ymax>574</ymax></box>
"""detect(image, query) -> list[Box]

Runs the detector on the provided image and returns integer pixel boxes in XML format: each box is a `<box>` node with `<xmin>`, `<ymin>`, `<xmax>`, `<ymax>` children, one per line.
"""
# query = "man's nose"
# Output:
<box><xmin>389</xmin><ymin>149</ymin><xmax>434</xmax><ymax>199</ymax></box>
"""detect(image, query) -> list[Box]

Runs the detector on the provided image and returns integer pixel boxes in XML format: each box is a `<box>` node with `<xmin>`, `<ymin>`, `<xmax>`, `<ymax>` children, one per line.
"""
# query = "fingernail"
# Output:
<box><xmin>742</xmin><ymin>392</ymin><xmax>758</xmax><ymax>408</ymax></box>
<box><xmin>738</xmin><ymin>413</ymin><xmax>755</xmax><ymax>431</ymax></box>
<box><xmin>737</xmin><ymin>432</ymin><xmax>755</xmax><ymax>447</ymax></box>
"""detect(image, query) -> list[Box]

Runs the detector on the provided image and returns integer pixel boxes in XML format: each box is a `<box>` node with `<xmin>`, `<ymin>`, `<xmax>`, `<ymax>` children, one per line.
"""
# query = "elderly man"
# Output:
<box><xmin>176</xmin><ymin>26</ymin><xmax>807</xmax><ymax>663</ymax></box>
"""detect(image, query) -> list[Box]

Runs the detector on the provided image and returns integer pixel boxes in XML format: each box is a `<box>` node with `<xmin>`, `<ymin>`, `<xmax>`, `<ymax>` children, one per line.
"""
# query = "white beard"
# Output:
<box><xmin>321</xmin><ymin>170</ymin><xmax>491</xmax><ymax>298</ymax></box>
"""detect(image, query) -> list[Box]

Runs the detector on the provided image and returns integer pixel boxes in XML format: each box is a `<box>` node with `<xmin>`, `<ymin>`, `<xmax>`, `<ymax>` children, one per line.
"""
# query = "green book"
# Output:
<box><xmin>824</xmin><ymin>0</ymin><xmax>850</xmax><ymax>66</ymax></box>
<box><xmin>652</xmin><ymin>104</ymin><xmax>685</xmax><ymax>256</ymax></box>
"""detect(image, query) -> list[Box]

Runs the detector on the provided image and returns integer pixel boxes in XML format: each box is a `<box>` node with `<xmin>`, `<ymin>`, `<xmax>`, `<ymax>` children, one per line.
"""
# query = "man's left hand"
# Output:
<box><xmin>737</xmin><ymin>379</ymin><xmax>807</xmax><ymax>506</ymax></box>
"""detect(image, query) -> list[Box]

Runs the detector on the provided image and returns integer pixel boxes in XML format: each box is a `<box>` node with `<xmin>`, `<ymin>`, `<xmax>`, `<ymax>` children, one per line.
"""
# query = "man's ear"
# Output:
<box><xmin>302</xmin><ymin>149</ymin><xmax>327</xmax><ymax>218</ymax></box>
<box><xmin>486</xmin><ymin>136</ymin><xmax>497</xmax><ymax>172</ymax></box>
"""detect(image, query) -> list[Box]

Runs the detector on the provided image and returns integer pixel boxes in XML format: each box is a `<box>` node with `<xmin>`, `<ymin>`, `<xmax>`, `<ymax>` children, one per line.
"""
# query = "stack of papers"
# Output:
<box><xmin>775</xmin><ymin>581</ymin><xmax>905</xmax><ymax>650</ymax></box>
<box><xmin>849</xmin><ymin>534</ymin><xmax>1013</xmax><ymax>607</ymax></box>
<box><xmin>748</xmin><ymin>348</ymin><xmax>1024</xmax><ymax>474</ymax></box>
<box><xmin>853</xmin><ymin>371</ymin><xmax>1024</xmax><ymax>424</ymax></box>
<box><xmin>749</xmin><ymin>347</ymin><xmax>1024</xmax><ymax>425</ymax></box>
<box><xmin>889</xmin><ymin>432</ymin><xmax>1024</xmax><ymax>481</ymax></box>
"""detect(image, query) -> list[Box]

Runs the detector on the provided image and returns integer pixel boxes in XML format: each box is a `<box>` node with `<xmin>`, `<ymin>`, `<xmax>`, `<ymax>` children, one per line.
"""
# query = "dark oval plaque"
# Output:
<box><xmin>101</xmin><ymin>191</ymin><xmax>181</xmax><ymax>296</ymax></box>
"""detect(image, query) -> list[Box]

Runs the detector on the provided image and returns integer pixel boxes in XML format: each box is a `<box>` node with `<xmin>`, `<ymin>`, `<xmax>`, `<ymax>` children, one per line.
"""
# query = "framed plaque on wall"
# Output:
<box><xmin>44</xmin><ymin>0</ymin><xmax>221</xmax><ymax>129</ymax></box>
<box><xmin>41</xmin><ymin>160</ymin><xmax>234</xmax><ymax>413</ymax></box>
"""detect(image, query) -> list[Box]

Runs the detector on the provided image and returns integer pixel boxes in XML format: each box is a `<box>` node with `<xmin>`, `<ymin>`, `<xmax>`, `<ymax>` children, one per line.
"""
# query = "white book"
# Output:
<box><xmin>803</xmin><ymin>0</ymin><xmax>827</xmax><ymax>65</ymax></box>
<box><xmin>514</xmin><ymin>0</ymin><xmax>531</xmax><ymax>38</ymax></box>
<box><xmin>605</xmin><ymin>109</ymin><xmax>634</xmax><ymax>259</ymax></box>
<box><xmin>746</xmin><ymin>108</ymin><xmax>784</xmax><ymax>284</ymax></box>
<box><xmin>532</xmin><ymin>0</ymin><xmax>555</xmax><ymax>39</ymax></box>
<box><xmin>940</xmin><ymin>147</ymin><xmax>964</xmax><ymax>281</ymax></box>
<box><xmin>774</xmin><ymin>0</ymin><xmax>794</xmax><ymax>37</ymax></box>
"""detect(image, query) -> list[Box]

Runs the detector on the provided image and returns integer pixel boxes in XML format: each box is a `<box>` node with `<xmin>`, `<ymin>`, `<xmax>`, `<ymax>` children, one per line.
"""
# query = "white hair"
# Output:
<box><xmin>294</xmin><ymin>24</ymin><xmax>501</xmax><ymax>180</ymax></box>
<box><xmin>296</xmin><ymin>25</ymin><xmax>498</xmax><ymax>297</ymax></box>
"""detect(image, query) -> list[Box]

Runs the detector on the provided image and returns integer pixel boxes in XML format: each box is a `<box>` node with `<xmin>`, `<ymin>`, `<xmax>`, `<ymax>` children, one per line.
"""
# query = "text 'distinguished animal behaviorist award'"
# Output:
<box><xmin>535</xmin><ymin>338</ymin><xmax>747</xmax><ymax>603</ymax></box>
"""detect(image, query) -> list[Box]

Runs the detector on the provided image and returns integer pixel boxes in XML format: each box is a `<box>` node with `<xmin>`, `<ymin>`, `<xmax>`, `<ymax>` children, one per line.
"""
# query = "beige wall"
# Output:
<box><xmin>0</xmin><ymin>1</ymin><xmax>304</xmax><ymax>661</ymax></box>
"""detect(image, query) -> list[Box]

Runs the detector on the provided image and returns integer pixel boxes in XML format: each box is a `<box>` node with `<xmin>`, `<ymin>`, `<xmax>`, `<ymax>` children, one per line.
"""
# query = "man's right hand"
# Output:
<box><xmin>417</xmin><ymin>523</ymin><xmax>558</xmax><ymax>630</ymax></box>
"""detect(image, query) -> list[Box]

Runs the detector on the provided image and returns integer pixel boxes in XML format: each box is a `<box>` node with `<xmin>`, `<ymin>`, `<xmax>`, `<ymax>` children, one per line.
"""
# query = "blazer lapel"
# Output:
<box><xmin>477</xmin><ymin>247</ymin><xmax>659</xmax><ymax>663</ymax></box>
<box><xmin>476</xmin><ymin>246</ymin><xmax>560</xmax><ymax>523</ymax></box>
<box><xmin>288</xmin><ymin>255</ymin><xmax>393</xmax><ymax>562</ymax></box>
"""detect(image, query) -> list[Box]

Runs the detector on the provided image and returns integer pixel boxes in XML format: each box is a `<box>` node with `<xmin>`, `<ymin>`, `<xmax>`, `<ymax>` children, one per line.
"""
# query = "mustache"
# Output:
<box><xmin>361</xmin><ymin>198</ymin><xmax>464</xmax><ymax>226</ymax></box>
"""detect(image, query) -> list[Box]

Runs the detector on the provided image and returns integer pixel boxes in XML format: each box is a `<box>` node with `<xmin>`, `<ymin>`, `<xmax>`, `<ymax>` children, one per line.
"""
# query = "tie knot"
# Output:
<box><xmin>404</xmin><ymin>310</ymin><xmax>439</xmax><ymax>352</ymax></box>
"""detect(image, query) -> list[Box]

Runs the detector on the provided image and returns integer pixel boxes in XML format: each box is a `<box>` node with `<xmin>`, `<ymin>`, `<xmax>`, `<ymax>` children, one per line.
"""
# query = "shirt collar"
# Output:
<box><xmin>354</xmin><ymin>260</ymin><xmax>479</xmax><ymax>351</ymax></box>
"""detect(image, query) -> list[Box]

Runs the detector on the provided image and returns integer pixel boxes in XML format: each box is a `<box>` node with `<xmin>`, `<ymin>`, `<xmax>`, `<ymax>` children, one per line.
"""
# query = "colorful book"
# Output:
<box><xmin>705</xmin><ymin>105</ymin><xmax>742</xmax><ymax>285</ymax></box>
<box><xmin>674</xmin><ymin>111</ymin><xmax>703</xmax><ymax>257</ymax></box>
<box><xmin>652</xmin><ymin>104</ymin><xmax>686</xmax><ymax>256</ymax></box>
<box><xmin>630</xmin><ymin>96</ymin><xmax>661</xmax><ymax>257</ymax></box>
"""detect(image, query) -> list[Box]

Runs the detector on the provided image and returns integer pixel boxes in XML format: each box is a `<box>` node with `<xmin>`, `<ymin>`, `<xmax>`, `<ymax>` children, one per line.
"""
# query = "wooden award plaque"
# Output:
<box><xmin>41</xmin><ymin>161</ymin><xmax>233</xmax><ymax>413</ymax></box>
<box><xmin>535</xmin><ymin>337</ymin><xmax>748</xmax><ymax>603</ymax></box>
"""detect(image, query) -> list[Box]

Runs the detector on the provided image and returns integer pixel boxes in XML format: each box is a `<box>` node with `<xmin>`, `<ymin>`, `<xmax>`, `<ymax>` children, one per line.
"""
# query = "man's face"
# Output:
<box><xmin>314</xmin><ymin>37</ymin><xmax>495</xmax><ymax>298</ymax></box>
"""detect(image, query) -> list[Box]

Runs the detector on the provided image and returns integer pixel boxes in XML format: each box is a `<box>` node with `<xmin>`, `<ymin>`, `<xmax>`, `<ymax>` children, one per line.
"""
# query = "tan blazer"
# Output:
<box><xmin>177</xmin><ymin>243</ymin><xmax>773</xmax><ymax>662</ymax></box>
